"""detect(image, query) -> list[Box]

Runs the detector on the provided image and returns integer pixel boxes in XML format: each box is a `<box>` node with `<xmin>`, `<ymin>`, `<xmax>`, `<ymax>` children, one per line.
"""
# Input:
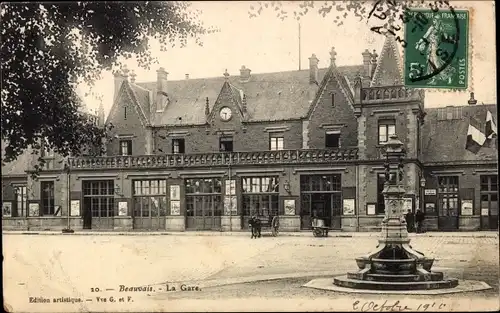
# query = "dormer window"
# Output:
<box><xmin>378</xmin><ymin>120</ymin><xmax>396</xmax><ymax>144</ymax></box>
<box><xmin>219</xmin><ymin>137</ymin><xmax>233</xmax><ymax>152</ymax></box>
<box><xmin>325</xmin><ymin>131</ymin><xmax>340</xmax><ymax>148</ymax></box>
<box><xmin>120</xmin><ymin>140</ymin><xmax>132</xmax><ymax>156</ymax></box>
<box><xmin>172</xmin><ymin>138</ymin><xmax>185</xmax><ymax>154</ymax></box>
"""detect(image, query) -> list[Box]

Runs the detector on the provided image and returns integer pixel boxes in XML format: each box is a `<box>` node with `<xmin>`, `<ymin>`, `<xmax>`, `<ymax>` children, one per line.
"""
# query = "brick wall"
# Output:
<box><xmin>307</xmin><ymin>73</ymin><xmax>358</xmax><ymax>149</ymax></box>
<box><xmin>106</xmin><ymin>88</ymin><xmax>148</xmax><ymax>156</ymax></box>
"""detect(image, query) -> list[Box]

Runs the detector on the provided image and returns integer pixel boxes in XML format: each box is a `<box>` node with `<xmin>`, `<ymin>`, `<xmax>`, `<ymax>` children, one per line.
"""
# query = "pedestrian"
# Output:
<box><xmin>248</xmin><ymin>216</ymin><xmax>261</xmax><ymax>239</ymax></box>
<box><xmin>415</xmin><ymin>209</ymin><xmax>425</xmax><ymax>233</ymax></box>
<box><xmin>404</xmin><ymin>209</ymin><xmax>414</xmax><ymax>233</ymax></box>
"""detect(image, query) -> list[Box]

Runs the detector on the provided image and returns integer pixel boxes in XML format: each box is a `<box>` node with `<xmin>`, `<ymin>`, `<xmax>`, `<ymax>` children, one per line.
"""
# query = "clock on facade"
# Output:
<box><xmin>219</xmin><ymin>107</ymin><xmax>232</xmax><ymax>121</ymax></box>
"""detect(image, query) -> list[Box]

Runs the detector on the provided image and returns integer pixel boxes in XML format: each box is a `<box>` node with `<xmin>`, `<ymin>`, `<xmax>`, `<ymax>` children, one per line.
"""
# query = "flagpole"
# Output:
<box><xmin>298</xmin><ymin>22</ymin><xmax>302</xmax><ymax>71</ymax></box>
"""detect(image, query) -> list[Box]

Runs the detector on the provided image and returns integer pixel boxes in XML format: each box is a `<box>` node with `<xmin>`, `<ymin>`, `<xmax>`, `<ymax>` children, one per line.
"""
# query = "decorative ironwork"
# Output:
<box><xmin>68</xmin><ymin>148</ymin><xmax>359</xmax><ymax>170</ymax></box>
<box><xmin>361</xmin><ymin>85</ymin><xmax>424</xmax><ymax>103</ymax></box>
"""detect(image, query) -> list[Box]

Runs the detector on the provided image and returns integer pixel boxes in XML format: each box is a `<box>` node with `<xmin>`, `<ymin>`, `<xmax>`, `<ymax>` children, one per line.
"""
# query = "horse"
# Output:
<box><xmin>248</xmin><ymin>216</ymin><xmax>262</xmax><ymax>239</ymax></box>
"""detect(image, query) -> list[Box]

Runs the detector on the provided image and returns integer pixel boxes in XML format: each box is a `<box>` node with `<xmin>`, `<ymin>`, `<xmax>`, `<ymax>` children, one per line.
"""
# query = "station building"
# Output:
<box><xmin>2</xmin><ymin>36</ymin><xmax>498</xmax><ymax>232</ymax></box>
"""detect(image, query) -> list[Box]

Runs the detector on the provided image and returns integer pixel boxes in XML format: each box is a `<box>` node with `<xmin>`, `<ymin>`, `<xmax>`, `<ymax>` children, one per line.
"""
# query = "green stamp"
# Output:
<box><xmin>404</xmin><ymin>9</ymin><xmax>469</xmax><ymax>89</ymax></box>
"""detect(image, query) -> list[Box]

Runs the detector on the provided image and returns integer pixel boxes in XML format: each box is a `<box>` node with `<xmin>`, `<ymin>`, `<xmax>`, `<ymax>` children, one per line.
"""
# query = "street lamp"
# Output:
<box><xmin>62</xmin><ymin>160</ymin><xmax>74</xmax><ymax>233</ymax></box>
<box><xmin>420</xmin><ymin>177</ymin><xmax>426</xmax><ymax>213</ymax></box>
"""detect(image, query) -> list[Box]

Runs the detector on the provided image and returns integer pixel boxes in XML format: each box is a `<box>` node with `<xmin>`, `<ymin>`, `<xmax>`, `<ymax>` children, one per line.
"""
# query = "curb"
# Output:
<box><xmin>2</xmin><ymin>230</ymin><xmax>498</xmax><ymax>238</ymax></box>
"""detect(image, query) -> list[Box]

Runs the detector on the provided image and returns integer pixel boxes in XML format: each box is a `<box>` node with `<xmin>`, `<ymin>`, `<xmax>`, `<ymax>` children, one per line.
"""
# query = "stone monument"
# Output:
<box><xmin>333</xmin><ymin>134</ymin><xmax>459</xmax><ymax>290</ymax></box>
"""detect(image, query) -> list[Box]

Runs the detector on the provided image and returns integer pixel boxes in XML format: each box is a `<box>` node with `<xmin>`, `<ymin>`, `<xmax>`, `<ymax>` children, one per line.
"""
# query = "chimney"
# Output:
<box><xmin>468</xmin><ymin>92</ymin><xmax>477</xmax><ymax>105</ymax></box>
<box><xmin>113</xmin><ymin>68</ymin><xmax>127</xmax><ymax>103</ymax></box>
<box><xmin>156</xmin><ymin>67</ymin><xmax>169</xmax><ymax>112</ymax></box>
<box><xmin>370</xmin><ymin>49</ymin><xmax>378</xmax><ymax>78</ymax></box>
<box><xmin>308</xmin><ymin>54</ymin><xmax>319</xmax><ymax>84</ymax></box>
<box><xmin>185</xmin><ymin>74</ymin><xmax>189</xmax><ymax>80</ymax></box>
<box><xmin>362</xmin><ymin>49</ymin><xmax>372</xmax><ymax>78</ymax></box>
<box><xmin>239</xmin><ymin>65</ymin><xmax>251</xmax><ymax>82</ymax></box>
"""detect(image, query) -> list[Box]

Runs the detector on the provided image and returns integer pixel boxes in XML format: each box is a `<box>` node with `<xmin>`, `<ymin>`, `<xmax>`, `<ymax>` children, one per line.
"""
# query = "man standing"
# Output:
<box><xmin>415</xmin><ymin>209</ymin><xmax>425</xmax><ymax>233</ymax></box>
<box><xmin>404</xmin><ymin>209</ymin><xmax>415</xmax><ymax>233</ymax></box>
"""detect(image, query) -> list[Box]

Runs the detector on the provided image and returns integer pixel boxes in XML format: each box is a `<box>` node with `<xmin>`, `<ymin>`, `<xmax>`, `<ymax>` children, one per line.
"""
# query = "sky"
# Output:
<box><xmin>77</xmin><ymin>1</ymin><xmax>497</xmax><ymax>118</ymax></box>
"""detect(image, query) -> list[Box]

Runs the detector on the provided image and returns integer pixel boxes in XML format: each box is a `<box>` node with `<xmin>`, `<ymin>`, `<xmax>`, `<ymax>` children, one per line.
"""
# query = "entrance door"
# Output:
<box><xmin>300</xmin><ymin>193</ymin><xmax>342</xmax><ymax>230</ymax></box>
<box><xmin>132</xmin><ymin>197</ymin><xmax>167</xmax><ymax>230</ymax></box>
<box><xmin>481</xmin><ymin>193</ymin><xmax>498</xmax><ymax>230</ymax></box>
<box><xmin>186</xmin><ymin>195</ymin><xmax>222</xmax><ymax>230</ymax></box>
<box><xmin>480</xmin><ymin>175</ymin><xmax>498</xmax><ymax>230</ymax></box>
<box><xmin>300</xmin><ymin>174</ymin><xmax>342</xmax><ymax>230</ymax></box>
<box><xmin>437</xmin><ymin>176</ymin><xmax>459</xmax><ymax>231</ymax></box>
<box><xmin>82</xmin><ymin>180</ymin><xmax>115</xmax><ymax>230</ymax></box>
<box><xmin>437</xmin><ymin>195</ymin><xmax>459</xmax><ymax>231</ymax></box>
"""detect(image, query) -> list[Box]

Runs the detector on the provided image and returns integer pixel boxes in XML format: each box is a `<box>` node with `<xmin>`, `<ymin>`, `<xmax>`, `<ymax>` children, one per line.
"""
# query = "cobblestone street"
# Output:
<box><xmin>3</xmin><ymin>232</ymin><xmax>499</xmax><ymax>312</ymax></box>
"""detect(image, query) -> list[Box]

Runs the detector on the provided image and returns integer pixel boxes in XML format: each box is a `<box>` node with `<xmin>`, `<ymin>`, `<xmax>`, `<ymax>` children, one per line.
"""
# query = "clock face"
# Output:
<box><xmin>219</xmin><ymin>107</ymin><xmax>232</xmax><ymax>121</ymax></box>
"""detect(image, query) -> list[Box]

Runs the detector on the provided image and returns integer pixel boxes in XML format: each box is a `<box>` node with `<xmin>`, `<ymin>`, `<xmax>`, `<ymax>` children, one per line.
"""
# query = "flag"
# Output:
<box><xmin>483</xmin><ymin>110</ymin><xmax>497</xmax><ymax>148</ymax></box>
<box><xmin>465</xmin><ymin>118</ymin><xmax>486</xmax><ymax>154</ymax></box>
<box><xmin>485</xmin><ymin>110</ymin><xmax>497</xmax><ymax>139</ymax></box>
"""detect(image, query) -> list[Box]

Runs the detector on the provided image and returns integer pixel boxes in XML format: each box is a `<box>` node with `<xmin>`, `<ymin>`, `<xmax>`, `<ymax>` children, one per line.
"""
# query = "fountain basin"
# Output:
<box><xmin>371</xmin><ymin>258</ymin><xmax>416</xmax><ymax>275</ymax></box>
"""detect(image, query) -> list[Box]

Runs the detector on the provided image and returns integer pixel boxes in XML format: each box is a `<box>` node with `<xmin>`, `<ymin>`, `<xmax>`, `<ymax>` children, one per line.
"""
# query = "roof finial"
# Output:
<box><xmin>130</xmin><ymin>70</ymin><xmax>137</xmax><ymax>83</ymax></box>
<box><xmin>121</xmin><ymin>65</ymin><xmax>129</xmax><ymax>78</ymax></box>
<box><xmin>329</xmin><ymin>46</ymin><xmax>337</xmax><ymax>66</ymax></box>
<box><xmin>223</xmin><ymin>69</ymin><xmax>229</xmax><ymax>81</ymax></box>
<box><xmin>205</xmin><ymin>97</ymin><xmax>210</xmax><ymax>116</ymax></box>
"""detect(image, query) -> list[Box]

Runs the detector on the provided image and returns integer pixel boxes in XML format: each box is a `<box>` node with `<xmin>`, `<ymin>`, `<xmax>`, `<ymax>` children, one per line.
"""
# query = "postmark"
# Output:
<box><xmin>403</xmin><ymin>8</ymin><xmax>469</xmax><ymax>89</ymax></box>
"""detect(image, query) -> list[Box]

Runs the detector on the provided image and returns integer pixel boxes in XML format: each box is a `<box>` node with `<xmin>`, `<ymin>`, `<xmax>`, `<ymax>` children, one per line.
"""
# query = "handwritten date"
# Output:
<box><xmin>353</xmin><ymin>300</ymin><xmax>447</xmax><ymax>312</ymax></box>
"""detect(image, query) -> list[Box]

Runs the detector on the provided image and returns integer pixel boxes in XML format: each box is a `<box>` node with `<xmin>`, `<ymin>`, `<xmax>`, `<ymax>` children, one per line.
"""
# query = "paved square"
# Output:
<box><xmin>3</xmin><ymin>233</ymin><xmax>498</xmax><ymax>312</ymax></box>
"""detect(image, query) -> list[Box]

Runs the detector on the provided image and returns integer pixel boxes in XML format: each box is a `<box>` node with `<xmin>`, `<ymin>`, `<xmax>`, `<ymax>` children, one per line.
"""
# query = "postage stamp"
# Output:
<box><xmin>404</xmin><ymin>8</ymin><xmax>469</xmax><ymax>89</ymax></box>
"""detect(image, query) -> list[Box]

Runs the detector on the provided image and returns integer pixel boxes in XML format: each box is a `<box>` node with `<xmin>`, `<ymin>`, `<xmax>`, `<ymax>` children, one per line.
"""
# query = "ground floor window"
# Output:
<box><xmin>242</xmin><ymin>194</ymin><xmax>279</xmax><ymax>216</ymax></box>
<box><xmin>133</xmin><ymin>180</ymin><xmax>168</xmax><ymax>217</ymax></box>
<box><xmin>300</xmin><ymin>193</ymin><xmax>342</xmax><ymax>219</ymax></box>
<box><xmin>185</xmin><ymin>195</ymin><xmax>223</xmax><ymax>217</ymax></box>
<box><xmin>480</xmin><ymin>175</ymin><xmax>498</xmax><ymax>217</ymax></box>
<box><xmin>14</xmin><ymin>185</ymin><xmax>27</xmax><ymax>217</ymax></box>
<box><xmin>83</xmin><ymin>180</ymin><xmax>115</xmax><ymax>218</ymax></box>
<box><xmin>41</xmin><ymin>181</ymin><xmax>55</xmax><ymax>216</ymax></box>
<box><xmin>90</xmin><ymin>197</ymin><xmax>115</xmax><ymax>217</ymax></box>
<box><xmin>241</xmin><ymin>176</ymin><xmax>279</xmax><ymax>217</ymax></box>
<box><xmin>481</xmin><ymin>194</ymin><xmax>498</xmax><ymax>216</ymax></box>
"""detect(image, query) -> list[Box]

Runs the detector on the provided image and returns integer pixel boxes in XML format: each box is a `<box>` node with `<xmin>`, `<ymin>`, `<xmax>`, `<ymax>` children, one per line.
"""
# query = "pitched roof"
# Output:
<box><xmin>106</xmin><ymin>81</ymin><xmax>150</xmax><ymax>126</ymax></box>
<box><xmin>422</xmin><ymin>104</ymin><xmax>498</xmax><ymax>164</ymax></box>
<box><xmin>136</xmin><ymin>65</ymin><xmax>364</xmax><ymax>125</ymax></box>
<box><xmin>371</xmin><ymin>35</ymin><xmax>404</xmax><ymax>87</ymax></box>
<box><xmin>1</xmin><ymin>141</ymin><xmax>29</xmax><ymax>176</ymax></box>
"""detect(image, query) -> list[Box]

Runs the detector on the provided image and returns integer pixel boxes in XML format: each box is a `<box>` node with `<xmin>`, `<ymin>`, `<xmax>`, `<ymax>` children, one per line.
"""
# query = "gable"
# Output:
<box><xmin>371</xmin><ymin>35</ymin><xmax>404</xmax><ymax>86</ymax></box>
<box><xmin>106</xmin><ymin>82</ymin><xmax>148</xmax><ymax>133</ymax></box>
<box><xmin>207</xmin><ymin>82</ymin><xmax>244</xmax><ymax>125</ymax></box>
<box><xmin>307</xmin><ymin>66</ymin><xmax>355</xmax><ymax>119</ymax></box>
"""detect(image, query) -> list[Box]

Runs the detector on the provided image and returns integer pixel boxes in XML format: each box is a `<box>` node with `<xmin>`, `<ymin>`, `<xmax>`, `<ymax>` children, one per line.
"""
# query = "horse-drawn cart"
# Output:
<box><xmin>249</xmin><ymin>215</ymin><xmax>280</xmax><ymax>238</ymax></box>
